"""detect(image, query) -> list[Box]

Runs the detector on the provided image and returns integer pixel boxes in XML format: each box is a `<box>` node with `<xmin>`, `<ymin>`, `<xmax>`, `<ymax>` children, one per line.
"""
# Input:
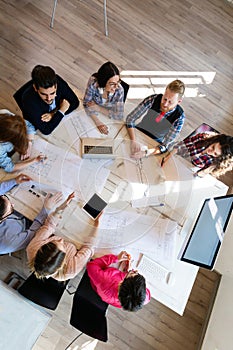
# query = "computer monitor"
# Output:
<box><xmin>178</xmin><ymin>194</ymin><xmax>233</xmax><ymax>270</ymax></box>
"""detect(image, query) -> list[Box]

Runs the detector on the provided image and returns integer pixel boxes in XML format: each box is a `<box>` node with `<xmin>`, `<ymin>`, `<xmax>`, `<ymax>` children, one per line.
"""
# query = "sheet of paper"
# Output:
<box><xmin>64</xmin><ymin>110</ymin><xmax>124</xmax><ymax>148</ymax></box>
<box><xmin>25</xmin><ymin>137</ymin><xmax>111</xmax><ymax>201</ymax></box>
<box><xmin>11</xmin><ymin>181</ymin><xmax>60</xmax><ymax>213</ymax></box>
<box><xmin>126</xmin><ymin>217</ymin><xmax>178</xmax><ymax>269</ymax></box>
<box><xmin>61</xmin><ymin>205</ymin><xmax>158</xmax><ymax>249</ymax></box>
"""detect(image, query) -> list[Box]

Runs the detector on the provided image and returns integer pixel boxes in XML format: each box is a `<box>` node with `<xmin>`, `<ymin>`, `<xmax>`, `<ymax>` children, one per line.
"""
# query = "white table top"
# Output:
<box><xmin>1</xmin><ymin>108</ymin><xmax>228</xmax><ymax>315</ymax></box>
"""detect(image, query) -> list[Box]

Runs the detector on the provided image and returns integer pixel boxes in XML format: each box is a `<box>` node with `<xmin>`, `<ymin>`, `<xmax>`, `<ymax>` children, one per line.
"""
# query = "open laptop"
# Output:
<box><xmin>183</xmin><ymin>123</ymin><xmax>219</xmax><ymax>142</ymax></box>
<box><xmin>81</xmin><ymin>137</ymin><xmax>116</xmax><ymax>159</ymax></box>
<box><xmin>178</xmin><ymin>194</ymin><xmax>233</xmax><ymax>270</ymax></box>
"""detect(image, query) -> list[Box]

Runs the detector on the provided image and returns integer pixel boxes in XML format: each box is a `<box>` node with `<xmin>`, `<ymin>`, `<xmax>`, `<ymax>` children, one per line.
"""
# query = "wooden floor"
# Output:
<box><xmin>0</xmin><ymin>0</ymin><xmax>232</xmax><ymax>349</ymax></box>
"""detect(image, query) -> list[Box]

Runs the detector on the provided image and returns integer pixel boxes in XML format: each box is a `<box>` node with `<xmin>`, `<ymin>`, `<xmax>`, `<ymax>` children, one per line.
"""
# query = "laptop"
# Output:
<box><xmin>178</xmin><ymin>194</ymin><xmax>233</xmax><ymax>270</ymax></box>
<box><xmin>183</xmin><ymin>123</ymin><xmax>219</xmax><ymax>142</ymax></box>
<box><xmin>81</xmin><ymin>137</ymin><xmax>116</xmax><ymax>159</ymax></box>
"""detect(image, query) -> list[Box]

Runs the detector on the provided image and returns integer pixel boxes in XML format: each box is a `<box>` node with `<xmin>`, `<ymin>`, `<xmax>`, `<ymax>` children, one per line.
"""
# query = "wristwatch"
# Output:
<box><xmin>158</xmin><ymin>145</ymin><xmax>167</xmax><ymax>153</ymax></box>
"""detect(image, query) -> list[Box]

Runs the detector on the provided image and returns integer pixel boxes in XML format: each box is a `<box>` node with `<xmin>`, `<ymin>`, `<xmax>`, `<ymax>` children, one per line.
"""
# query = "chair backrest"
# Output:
<box><xmin>18</xmin><ymin>273</ymin><xmax>69</xmax><ymax>310</ymax></box>
<box><xmin>120</xmin><ymin>79</ymin><xmax>130</xmax><ymax>102</ymax></box>
<box><xmin>70</xmin><ymin>270</ymin><xmax>108</xmax><ymax>342</ymax></box>
<box><xmin>13</xmin><ymin>80</ymin><xmax>33</xmax><ymax>111</ymax></box>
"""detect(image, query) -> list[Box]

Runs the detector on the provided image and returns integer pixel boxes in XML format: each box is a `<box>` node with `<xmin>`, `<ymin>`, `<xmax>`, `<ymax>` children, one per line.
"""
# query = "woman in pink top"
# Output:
<box><xmin>27</xmin><ymin>192</ymin><xmax>99</xmax><ymax>281</ymax></box>
<box><xmin>87</xmin><ymin>251</ymin><xmax>151</xmax><ymax>311</ymax></box>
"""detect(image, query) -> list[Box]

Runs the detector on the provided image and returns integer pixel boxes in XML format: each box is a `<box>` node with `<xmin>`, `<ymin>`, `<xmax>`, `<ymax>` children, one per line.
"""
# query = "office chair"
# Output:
<box><xmin>120</xmin><ymin>80</ymin><xmax>130</xmax><ymax>102</ymax></box>
<box><xmin>13</xmin><ymin>80</ymin><xmax>33</xmax><ymax>111</ymax></box>
<box><xmin>70</xmin><ymin>270</ymin><xmax>109</xmax><ymax>342</ymax></box>
<box><xmin>18</xmin><ymin>272</ymin><xmax>69</xmax><ymax>310</ymax></box>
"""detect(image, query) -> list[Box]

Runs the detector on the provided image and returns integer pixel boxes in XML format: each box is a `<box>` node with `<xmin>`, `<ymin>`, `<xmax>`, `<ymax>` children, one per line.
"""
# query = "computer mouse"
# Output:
<box><xmin>166</xmin><ymin>272</ymin><xmax>175</xmax><ymax>286</ymax></box>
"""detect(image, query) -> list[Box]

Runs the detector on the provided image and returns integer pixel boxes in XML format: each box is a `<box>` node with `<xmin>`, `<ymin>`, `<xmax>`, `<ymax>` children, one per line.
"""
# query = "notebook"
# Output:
<box><xmin>81</xmin><ymin>137</ymin><xmax>116</xmax><ymax>159</ymax></box>
<box><xmin>178</xmin><ymin>194</ymin><xmax>233</xmax><ymax>270</ymax></box>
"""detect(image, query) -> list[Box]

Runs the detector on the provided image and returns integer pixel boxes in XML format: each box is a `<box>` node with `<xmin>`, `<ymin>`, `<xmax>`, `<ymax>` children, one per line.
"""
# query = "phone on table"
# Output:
<box><xmin>82</xmin><ymin>193</ymin><xmax>108</xmax><ymax>220</ymax></box>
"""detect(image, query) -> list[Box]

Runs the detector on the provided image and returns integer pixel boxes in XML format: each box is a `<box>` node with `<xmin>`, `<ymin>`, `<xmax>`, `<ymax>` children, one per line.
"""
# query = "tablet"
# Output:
<box><xmin>82</xmin><ymin>193</ymin><xmax>108</xmax><ymax>220</ymax></box>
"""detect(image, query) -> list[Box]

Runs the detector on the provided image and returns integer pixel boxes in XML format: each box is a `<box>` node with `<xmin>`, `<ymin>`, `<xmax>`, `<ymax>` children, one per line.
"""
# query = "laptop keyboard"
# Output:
<box><xmin>137</xmin><ymin>254</ymin><xmax>169</xmax><ymax>283</ymax></box>
<box><xmin>84</xmin><ymin>145</ymin><xmax>113</xmax><ymax>154</ymax></box>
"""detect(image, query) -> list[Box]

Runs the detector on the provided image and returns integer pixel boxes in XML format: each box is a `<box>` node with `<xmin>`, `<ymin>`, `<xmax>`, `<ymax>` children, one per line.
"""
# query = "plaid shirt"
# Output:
<box><xmin>83</xmin><ymin>76</ymin><xmax>124</xmax><ymax>120</ymax></box>
<box><xmin>126</xmin><ymin>94</ymin><xmax>185</xmax><ymax>149</ymax></box>
<box><xmin>175</xmin><ymin>133</ymin><xmax>214</xmax><ymax>168</ymax></box>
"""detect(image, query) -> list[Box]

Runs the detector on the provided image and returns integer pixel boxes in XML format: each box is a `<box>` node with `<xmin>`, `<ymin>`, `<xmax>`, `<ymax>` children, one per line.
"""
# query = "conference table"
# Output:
<box><xmin>1</xmin><ymin>107</ymin><xmax>228</xmax><ymax>315</ymax></box>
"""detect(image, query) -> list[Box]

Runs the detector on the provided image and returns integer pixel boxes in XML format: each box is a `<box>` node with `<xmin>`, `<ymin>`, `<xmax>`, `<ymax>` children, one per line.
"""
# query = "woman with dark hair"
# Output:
<box><xmin>163</xmin><ymin>132</ymin><xmax>233</xmax><ymax>177</ymax></box>
<box><xmin>83</xmin><ymin>61</ymin><xmax>125</xmax><ymax>134</ymax></box>
<box><xmin>0</xmin><ymin>110</ymin><xmax>44</xmax><ymax>172</ymax></box>
<box><xmin>87</xmin><ymin>251</ymin><xmax>151</xmax><ymax>311</ymax></box>
<box><xmin>27</xmin><ymin>192</ymin><xmax>100</xmax><ymax>281</ymax></box>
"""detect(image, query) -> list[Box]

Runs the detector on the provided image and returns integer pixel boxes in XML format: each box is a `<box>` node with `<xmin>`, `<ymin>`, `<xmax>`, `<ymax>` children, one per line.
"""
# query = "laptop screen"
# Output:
<box><xmin>179</xmin><ymin>194</ymin><xmax>233</xmax><ymax>270</ymax></box>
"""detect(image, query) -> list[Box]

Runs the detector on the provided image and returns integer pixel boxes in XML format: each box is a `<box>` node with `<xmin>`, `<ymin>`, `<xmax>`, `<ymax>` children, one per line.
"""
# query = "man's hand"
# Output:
<box><xmin>59</xmin><ymin>99</ymin><xmax>70</xmax><ymax>114</ymax></box>
<box><xmin>15</xmin><ymin>174</ymin><xmax>32</xmax><ymax>184</ymax></box>
<box><xmin>130</xmin><ymin>140</ymin><xmax>141</xmax><ymax>155</ymax></box>
<box><xmin>44</xmin><ymin>192</ymin><xmax>64</xmax><ymax>211</ymax></box>
<box><xmin>41</xmin><ymin>113</ymin><xmax>53</xmax><ymax>122</ymax></box>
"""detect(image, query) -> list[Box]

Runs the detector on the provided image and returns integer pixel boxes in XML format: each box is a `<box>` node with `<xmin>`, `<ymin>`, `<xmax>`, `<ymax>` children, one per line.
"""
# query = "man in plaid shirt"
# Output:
<box><xmin>126</xmin><ymin>80</ymin><xmax>185</xmax><ymax>157</ymax></box>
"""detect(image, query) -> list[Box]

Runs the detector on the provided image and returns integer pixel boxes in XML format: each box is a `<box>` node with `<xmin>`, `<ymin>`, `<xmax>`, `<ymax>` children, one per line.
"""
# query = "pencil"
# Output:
<box><xmin>161</xmin><ymin>157</ymin><xmax>165</xmax><ymax>167</ymax></box>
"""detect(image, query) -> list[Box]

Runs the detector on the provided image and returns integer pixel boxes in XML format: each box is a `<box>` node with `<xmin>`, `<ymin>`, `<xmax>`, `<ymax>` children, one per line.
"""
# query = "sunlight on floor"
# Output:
<box><xmin>120</xmin><ymin>70</ymin><xmax>216</xmax><ymax>99</ymax></box>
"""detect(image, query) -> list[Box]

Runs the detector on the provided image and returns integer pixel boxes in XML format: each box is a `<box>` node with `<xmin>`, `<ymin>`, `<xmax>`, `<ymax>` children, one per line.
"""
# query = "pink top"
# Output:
<box><xmin>26</xmin><ymin>214</ymin><xmax>94</xmax><ymax>281</ymax></box>
<box><xmin>86</xmin><ymin>254</ymin><xmax>151</xmax><ymax>308</ymax></box>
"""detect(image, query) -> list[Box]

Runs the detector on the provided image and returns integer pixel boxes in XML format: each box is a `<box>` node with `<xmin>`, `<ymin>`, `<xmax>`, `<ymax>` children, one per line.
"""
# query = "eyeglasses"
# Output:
<box><xmin>108</xmin><ymin>79</ymin><xmax>121</xmax><ymax>88</ymax></box>
<box><xmin>0</xmin><ymin>195</ymin><xmax>14</xmax><ymax>222</ymax></box>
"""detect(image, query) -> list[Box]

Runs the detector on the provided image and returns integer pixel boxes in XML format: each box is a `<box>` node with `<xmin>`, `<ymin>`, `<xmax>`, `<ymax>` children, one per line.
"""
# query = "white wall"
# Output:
<box><xmin>201</xmin><ymin>213</ymin><xmax>233</xmax><ymax>350</ymax></box>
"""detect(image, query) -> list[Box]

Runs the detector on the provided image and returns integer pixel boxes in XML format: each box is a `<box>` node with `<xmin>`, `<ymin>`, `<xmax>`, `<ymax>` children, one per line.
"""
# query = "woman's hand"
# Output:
<box><xmin>21</xmin><ymin>140</ymin><xmax>33</xmax><ymax>160</ymax></box>
<box><xmin>118</xmin><ymin>251</ymin><xmax>131</xmax><ymax>262</ymax></box>
<box><xmin>97</xmin><ymin>123</ymin><xmax>109</xmax><ymax>134</ymax></box>
<box><xmin>44</xmin><ymin>192</ymin><xmax>64</xmax><ymax>211</ymax></box>
<box><xmin>55</xmin><ymin>192</ymin><xmax>75</xmax><ymax>212</ymax></box>
<box><xmin>34</xmin><ymin>154</ymin><xmax>47</xmax><ymax>163</ymax></box>
<box><xmin>15</xmin><ymin>174</ymin><xmax>32</xmax><ymax>184</ymax></box>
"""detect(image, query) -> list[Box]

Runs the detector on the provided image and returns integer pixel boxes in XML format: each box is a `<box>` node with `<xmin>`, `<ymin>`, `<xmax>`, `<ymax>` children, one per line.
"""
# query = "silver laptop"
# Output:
<box><xmin>81</xmin><ymin>137</ymin><xmax>116</xmax><ymax>159</ymax></box>
<box><xmin>178</xmin><ymin>194</ymin><xmax>233</xmax><ymax>270</ymax></box>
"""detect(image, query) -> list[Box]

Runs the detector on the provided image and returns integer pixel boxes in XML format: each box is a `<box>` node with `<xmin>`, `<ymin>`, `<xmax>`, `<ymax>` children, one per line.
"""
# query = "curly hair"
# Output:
<box><xmin>197</xmin><ymin>134</ymin><xmax>233</xmax><ymax>177</ymax></box>
<box><xmin>29</xmin><ymin>242</ymin><xmax>66</xmax><ymax>279</ymax></box>
<box><xmin>0</xmin><ymin>113</ymin><xmax>28</xmax><ymax>154</ymax></box>
<box><xmin>93</xmin><ymin>61</ymin><xmax>120</xmax><ymax>88</ymax></box>
<box><xmin>118</xmin><ymin>274</ymin><xmax>146</xmax><ymax>312</ymax></box>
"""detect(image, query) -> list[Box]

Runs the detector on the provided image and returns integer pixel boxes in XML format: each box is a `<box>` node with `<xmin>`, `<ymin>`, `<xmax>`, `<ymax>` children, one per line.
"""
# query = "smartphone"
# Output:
<box><xmin>82</xmin><ymin>193</ymin><xmax>108</xmax><ymax>220</ymax></box>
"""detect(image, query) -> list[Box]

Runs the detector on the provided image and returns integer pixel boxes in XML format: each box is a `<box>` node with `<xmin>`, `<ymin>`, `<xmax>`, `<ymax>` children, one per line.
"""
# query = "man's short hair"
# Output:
<box><xmin>31</xmin><ymin>65</ymin><xmax>57</xmax><ymax>89</ymax></box>
<box><xmin>166</xmin><ymin>79</ymin><xmax>185</xmax><ymax>99</ymax></box>
<box><xmin>118</xmin><ymin>274</ymin><xmax>146</xmax><ymax>312</ymax></box>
